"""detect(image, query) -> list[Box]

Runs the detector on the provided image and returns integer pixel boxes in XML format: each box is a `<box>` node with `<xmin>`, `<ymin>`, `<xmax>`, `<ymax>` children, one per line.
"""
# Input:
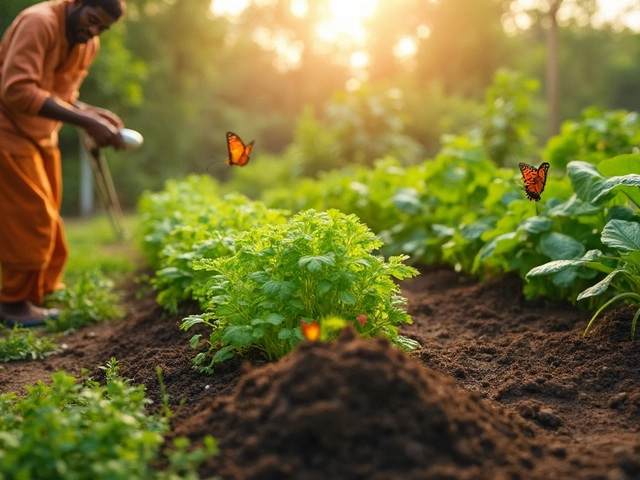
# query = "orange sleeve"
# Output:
<box><xmin>0</xmin><ymin>13</ymin><xmax>56</xmax><ymax>116</ymax></box>
<box><xmin>72</xmin><ymin>37</ymin><xmax>100</xmax><ymax>103</ymax></box>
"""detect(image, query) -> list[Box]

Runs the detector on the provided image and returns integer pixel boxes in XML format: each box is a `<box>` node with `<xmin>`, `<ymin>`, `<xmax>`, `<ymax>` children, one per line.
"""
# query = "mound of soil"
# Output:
<box><xmin>176</xmin><ymin>327</ymin><xmax>563</xmax><ymax>480</ymax></box>
<box><xmin>2</xmin><ymin>265</ymin><xmax>640</xmax><ymax>479</ymax></box>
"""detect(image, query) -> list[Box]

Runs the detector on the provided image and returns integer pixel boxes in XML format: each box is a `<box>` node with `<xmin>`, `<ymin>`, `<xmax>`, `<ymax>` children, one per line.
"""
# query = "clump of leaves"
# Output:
<box><xmin>45</xmin><ymin>270</ymin><xmax>123</xmax><ymax>332</ymax></box>
<box><xmin>181</xmin><ymin>209</ymin><xmax>419</xmax><ymax>373</ymax></box>
<box><xmin>527</xmin><ymin>156</ymin><xmax>640</xmax><ymax>337</ymax></box>
<box><xmin>137</xmin><ymin>175</ymin><xmax>222</xmax><ymax>269</ymax></box>
<box><xmin>0</xmin><ymin>358</ymin><xmax>217</xmax><ymax>480</ymax></box>
<box><xmin>0</xmin><ymin>325</ymin><xmax>58</xmax><ymax>362</ymax></box>
<box><xmin>528</xmin><ymin>219</ymin><xmax>640</xmax><ymax>339</ymax></box>
<box><xmin>152</xmin><ymin>193</ymin><xmax>289</xmax><ymax>313</ymax></box>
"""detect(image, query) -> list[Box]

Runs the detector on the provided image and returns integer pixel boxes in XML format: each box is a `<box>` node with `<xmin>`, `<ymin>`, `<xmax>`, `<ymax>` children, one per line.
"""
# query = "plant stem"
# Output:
<box><xmin>584</xmin><ymin>292</ymin><xmax>640</xmax><ymax>336</ymax></box>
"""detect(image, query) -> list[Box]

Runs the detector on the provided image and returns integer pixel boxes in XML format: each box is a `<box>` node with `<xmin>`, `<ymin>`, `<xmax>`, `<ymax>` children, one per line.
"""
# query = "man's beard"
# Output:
<box><xmin>67</xmin><ymin>7</ymin><xmax>91</xmax><ymax>44</ymax></box>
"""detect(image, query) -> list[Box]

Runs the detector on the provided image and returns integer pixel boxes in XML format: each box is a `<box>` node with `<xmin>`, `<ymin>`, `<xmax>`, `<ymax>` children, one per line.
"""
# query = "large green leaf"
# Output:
<box><xmin>539</xmin><ymin>232</ymin><xmax>585</xmax><ymax>261</ymax></box>
<box><xmin>598</xmin><ymin>154</ymin><xmax>640</xmax><ymax>177</ymax></box>
<box><xmin>601</xmin><ymin>219</ymin><xmax>640</xmax><ymax>252</ymax></box>
<box><xmin>526</xmin><ymin>250</ymin><xmax>603</xmax><ymax>278</ymax></box>
<box><xmin>548</xmin><ymin>195</ymin><xmax>603</xmax><ymax>217</ymax></box>
<box><xmin>568</xmin><ymin>160</ymin><xmax>640</xmax><ymax>205</ymax></box>
<box><xmin>576</xmin><ymin>267</ymin><xmax>626</xmax><ymax>301</ymax></box>
<box><xmin>477</xmin><ymin>232</ymin><xmax>518</xmax><ymax>263</ymax></box>
<box><xmin>518</xmin><ymin>216</ymin><xmax>553</xmax><ymax>234</ymax></box>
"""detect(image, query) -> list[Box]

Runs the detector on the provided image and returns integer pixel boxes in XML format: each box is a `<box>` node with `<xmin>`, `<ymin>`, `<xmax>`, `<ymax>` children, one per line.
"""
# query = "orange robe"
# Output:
<box><xmin>0</xmin><ymin>0</ymin><xmax>99</xmax><ymax>304</ymax></box>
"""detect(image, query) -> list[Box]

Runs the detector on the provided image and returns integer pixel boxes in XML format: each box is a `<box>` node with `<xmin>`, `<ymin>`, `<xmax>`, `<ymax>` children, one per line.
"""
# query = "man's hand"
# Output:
<box><xmin>77</xmin><ymin>102</ymin><xmax>124</xmax><ymax>129</ymax></box>
<box><xmin>38</xmin><ymin>98</ymin><xmax>125</xmax><ymax>149</ymax></box>
<box><xmin>84</xmin><ymin>115</ymin><xmax>125</xmax><ymax>150</ymax></box>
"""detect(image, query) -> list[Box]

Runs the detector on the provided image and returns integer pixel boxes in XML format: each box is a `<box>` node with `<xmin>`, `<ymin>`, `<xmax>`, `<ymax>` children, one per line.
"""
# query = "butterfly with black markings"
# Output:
<box><xmin>518</xmin><ymin>162</ymin><xmax>550</xmax><ymax>202</ymax></box>
<box><xmin>225</xmin><ymin>131</ymin><xmax>255</xmax><ymax>167</ymax></box>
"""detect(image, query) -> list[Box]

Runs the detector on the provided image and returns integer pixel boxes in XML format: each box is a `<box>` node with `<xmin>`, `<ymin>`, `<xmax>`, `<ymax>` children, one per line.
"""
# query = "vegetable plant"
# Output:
<box><xmin>0</xmin><ymin>325</ymin><xmax>58</xmax><ymax>362</ymax></box>
<box><xmin>151</xmin><ymin>193</ymin><xmax>288</xmax><ymax>313</ymax></box>
<box><xmin>45</xmin><ymin>270</ymin><xmax>123</xmax><ymax>332</ymax></box>
<box><xmin>527</xmin><ymin>219</ymin><xmax>640</xmax><ymax>338</ymax></box>
<box><xmin>0</xmin><ymin>359</ymin><xmax>217</xmax><ymax>479</ymax></box>
<box><xmin>181</xmin><ymin>209</ymin><xmax>419</xmax><ymax>373</ymax></box>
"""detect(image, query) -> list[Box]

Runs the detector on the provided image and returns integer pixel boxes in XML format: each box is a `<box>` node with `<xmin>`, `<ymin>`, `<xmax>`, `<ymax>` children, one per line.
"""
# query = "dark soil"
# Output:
<box><xmin>1</xmin><ymin>265</ymin><xmax>640</xmax><ymax>480</ymax></box>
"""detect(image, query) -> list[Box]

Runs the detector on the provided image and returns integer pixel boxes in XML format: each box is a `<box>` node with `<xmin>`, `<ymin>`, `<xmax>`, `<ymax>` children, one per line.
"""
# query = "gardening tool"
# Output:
<box><xmin>80</xmin><ymin>128</ymin><xmax>144</xmax><ymax>240</ymax></box>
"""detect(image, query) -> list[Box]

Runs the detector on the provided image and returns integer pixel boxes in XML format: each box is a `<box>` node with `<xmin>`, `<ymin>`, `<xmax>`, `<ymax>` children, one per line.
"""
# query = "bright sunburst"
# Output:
<box><xmin>324</xmin><ymin>0</ymin><xmax>378</xmax><ymax>43</ymax></box>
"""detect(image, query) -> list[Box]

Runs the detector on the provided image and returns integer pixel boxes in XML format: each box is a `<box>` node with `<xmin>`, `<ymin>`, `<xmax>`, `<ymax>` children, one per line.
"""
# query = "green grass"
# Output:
<box><xmin>63</xmin><ymin>213</ymin><xmax>140</xmax><ymax>282</ymax></box>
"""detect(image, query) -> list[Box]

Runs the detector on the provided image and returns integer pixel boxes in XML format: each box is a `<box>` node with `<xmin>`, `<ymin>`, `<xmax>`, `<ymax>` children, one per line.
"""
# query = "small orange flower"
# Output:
<box><xmin>356</xmin><ymin>314</ymin><xmax>367</xmax><ymax>326</ymax></box>
<box><xmin>301</xmin><ymin>321</ymin><xmax>320</xmax><ymax>342</ymax></box>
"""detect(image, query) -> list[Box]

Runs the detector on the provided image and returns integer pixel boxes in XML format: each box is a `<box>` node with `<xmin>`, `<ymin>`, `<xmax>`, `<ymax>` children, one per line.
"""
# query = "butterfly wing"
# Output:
<box><xmin>226</xmin><ymin>132</ymin><xmax>245</xmax><ymax>165</ymax></box>
<box><xmin>238</xmin><ymin>140</ymin><xmax>255</xmax><ymax>167</ymax></box>
<box><xmin>519</xmin><ymin>162</ymin><xmax>549</xmax><ymax>201</ymax></box>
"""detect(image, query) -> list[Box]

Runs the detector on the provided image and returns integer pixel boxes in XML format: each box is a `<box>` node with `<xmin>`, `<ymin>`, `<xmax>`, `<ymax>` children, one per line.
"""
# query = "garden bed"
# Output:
<box><xmin>1</xmin><ymin>265</ymin><xmax>639</xmax><ymax>479</ymax></box>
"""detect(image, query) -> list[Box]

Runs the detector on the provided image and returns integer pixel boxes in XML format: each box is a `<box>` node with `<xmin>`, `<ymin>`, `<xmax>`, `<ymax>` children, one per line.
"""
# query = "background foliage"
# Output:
<box><xmin>1</xmin><ymin>0</ymin><xmax>640</xmax><ymax>212</ymax></box>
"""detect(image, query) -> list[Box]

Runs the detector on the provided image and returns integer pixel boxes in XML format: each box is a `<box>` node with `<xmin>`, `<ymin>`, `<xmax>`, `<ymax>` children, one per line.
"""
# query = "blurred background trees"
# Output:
<box><xmin>1</xmin><ymin>0</ymin><xmax>639</xmax><ymax>213</ymax></box>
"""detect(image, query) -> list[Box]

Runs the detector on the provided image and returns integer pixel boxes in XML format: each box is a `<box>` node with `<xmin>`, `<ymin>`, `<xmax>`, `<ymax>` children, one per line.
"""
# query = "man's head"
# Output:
<box><xmin>66</xmin><ymin>0</ymin><xmax>126</xmax><ymax>44</ymax></box>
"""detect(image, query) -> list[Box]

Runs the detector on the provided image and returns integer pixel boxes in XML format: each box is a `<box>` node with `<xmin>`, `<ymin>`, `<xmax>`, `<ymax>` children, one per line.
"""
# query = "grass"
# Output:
<box><xmin>63</xmin><ymin>213</ymin><xmax>140</xmax><ymax>281</ymax></box>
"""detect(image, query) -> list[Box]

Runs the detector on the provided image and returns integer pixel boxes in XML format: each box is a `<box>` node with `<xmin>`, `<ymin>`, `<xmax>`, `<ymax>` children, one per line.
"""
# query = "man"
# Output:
<box><xmin>0</xmin><ymin>0</ymin><xmax>126</xmax><ymax>326</ymax></box>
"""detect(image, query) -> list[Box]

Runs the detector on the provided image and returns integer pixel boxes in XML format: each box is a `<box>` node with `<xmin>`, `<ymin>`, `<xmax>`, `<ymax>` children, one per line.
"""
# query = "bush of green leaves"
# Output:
<box><xmin>137</xmin><ymin>175</ymin><xmax>222</xmax><ymax>269</ymax></box>
<box><xmin>0</xmin><ymin>325</ymin><xmax>58</xmax><ymax>362</ymax></box>
<box><xmin>152</xmin><ymin>193</ymin><xmax>289</xmax><ymax>313</ymax></box>
<box><xmin>45</xmin><ymin>270</ymin><xmax>123</xmax><ymax>332</ymax></box>
<box><xmin>0</xmin><ymin>359</ymin><xmax>217</xmax><ymax>480</ymax></box>
<box><xmin>527</xmin><ymin>156</ymin><xmax>640</xmax><ymax>336</ymax></box>
<box><xmin>181</xmin><ymin>209</ymin><xmax>419</xmax><ymax>373</ymax></box>
<box><xmin>543</xmin><ymin>107</ymin><xmax>640</xmax><ymax>170</ymax></box>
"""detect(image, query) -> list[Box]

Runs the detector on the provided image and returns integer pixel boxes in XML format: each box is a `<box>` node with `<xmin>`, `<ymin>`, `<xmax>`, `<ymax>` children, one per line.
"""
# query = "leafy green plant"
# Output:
<box><xmin>526</xmin><ymin>156</ymin><xmax>640</xmax><ymax>336</ymax></box>
<box><xmin>181</xmin><ymin>209</ymin><xmax>419</xmax><ymax>373</ymax></box>
<box><xmin>0</xmin><ymin>325</ymin><xmax>58</xmax><ymax>362</ymax></box>
<box><xmin>151</xmin><ymin>193</ymin><xmax>288</xmax><ymax>313</ymax></box>
<box><xmin>45</xmin><ymin>270</ymin><xmax>123</xmax><ymax>332</ymax></box>
<box><xmin>481</xmin><ymin>69</ymin><xmax>539</xmax><ymax>167</ymax></box>
<box><xmin>527</xmin><ymin>219</ymin><xmax>640</xmax><ymax>338</ymax></box>
<box><xmin>137</xmin><ymin>175</ymin><xmax>222</xmax><ymax>269</ymax></box>
<box><xmin>543</xmin><ymin>107</ymin><xmax>640</xmax><ymax>170</ymax></box>
<box><xmin>0</xmin><ymin>359</ymin><xmax>217</xmax><ymax>480</ymax></box>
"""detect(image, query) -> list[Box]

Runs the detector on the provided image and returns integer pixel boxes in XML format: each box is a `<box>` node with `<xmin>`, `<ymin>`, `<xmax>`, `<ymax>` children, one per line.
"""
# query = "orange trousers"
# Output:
<box><xmin>0</xmin><ymin>148</ymin><xmax>68</xmax><ymax>305</ymax></box>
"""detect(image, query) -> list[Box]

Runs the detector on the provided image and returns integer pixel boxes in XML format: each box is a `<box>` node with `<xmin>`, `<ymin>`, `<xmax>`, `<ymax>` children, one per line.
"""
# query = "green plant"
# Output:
<box><xmin>181</xmin><ymin>209</ymin><xmax>419</xmax><ymax>373</ymax></box>
<box><xmin>45</xmin><ymin>270</ymin><xmax>124</xmax><ymax>332</ymax></box>
<box><xmin>0</xmin><ymin>359</ymin><xmax>217</xmax><ymax>480</ymax></box>
<box><xmin>151</xmin><ymin>193</ymin><xmax>289</xmax><ymax>313</ymax></box>
<box><xmin>137</xmin><ymin>175</ymin><xmax>222</xmax><ymax>269</ymax></box>
<box><xmin>527</xmin><ymin>219</ymin><xmax>640</xmax><ymax>338</ymax></box>
<box><xmin>481</xmin><ymin>69</ymin><xmax>539</xmax><ymax>167</ymax></box>
<box><xmin>0</xmin><ymin>325</ymin><xmax>58</xmax><ymax>362</ymax></box>
<box><xmin>543</xmin><ymin>107</ymin><xmax>640</xmax><ymax>170</ymax></box>
<box><xmin>526</xmin><ymin>156</ymin><xmax>640</xmax><ymax>336</ymax></box>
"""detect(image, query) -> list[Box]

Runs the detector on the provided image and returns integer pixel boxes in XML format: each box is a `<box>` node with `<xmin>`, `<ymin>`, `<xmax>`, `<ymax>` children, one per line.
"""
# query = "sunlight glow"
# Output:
<box><xmin>252</xmin><ymin>27</ymin><xmax>304</xmax><ymax>71</ymax></box>
<box><xmin>350</xmin><ymin>51</ymin><xmax>370</xmax><ymax>69</ymax></box>
<box><xmin>394</xmin><ymin>37</ymin><xmax>417</xmax><ymax>59</ymax></box>
<box><xmin>210</xmin><ymin>0</ymin><xmax>250</xmax><ymax>17</ymax></box>
<box><xmin>322</xmin><ymin>0</ymin><xmax>378</xmax><ymax>44</ymax></box>
<box><xmin>290</xmin><ymin>0</ymin><xmax>308</xmax><ymax>18</ymax></box>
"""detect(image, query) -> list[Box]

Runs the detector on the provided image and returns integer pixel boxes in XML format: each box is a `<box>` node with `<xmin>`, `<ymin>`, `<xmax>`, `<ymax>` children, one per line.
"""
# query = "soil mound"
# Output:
<box><xmin>176</xmin><ymin>327</ymin><xmax>560</xmax><ymax>480</ymax></box>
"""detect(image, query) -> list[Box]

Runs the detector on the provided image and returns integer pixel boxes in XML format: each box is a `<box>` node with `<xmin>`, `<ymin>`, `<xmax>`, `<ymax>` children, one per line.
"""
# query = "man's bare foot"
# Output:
<box><xmin>0</xmin><ymin>301</ymin><xmax>60</xmax><ymax>327</ymax></box>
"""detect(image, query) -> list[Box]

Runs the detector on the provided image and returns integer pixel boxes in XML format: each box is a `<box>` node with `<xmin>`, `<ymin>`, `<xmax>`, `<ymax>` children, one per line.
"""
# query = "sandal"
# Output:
<box><xmin>0</xmin><ymin>302</ymin><xmax>60</xmax><ymax>328</ymax></box>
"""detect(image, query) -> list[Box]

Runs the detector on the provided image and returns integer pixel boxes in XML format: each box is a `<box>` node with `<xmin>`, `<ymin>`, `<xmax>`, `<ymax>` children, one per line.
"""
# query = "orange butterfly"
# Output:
<box><xmin>225</xmin><ymin>131</ymin><xmax>255</xmax><ymax>167</ymax></box>
<box><xmin>518</xmin><ymin>162</ymin><xmax>550</xmax><ymax>202</ymax></box>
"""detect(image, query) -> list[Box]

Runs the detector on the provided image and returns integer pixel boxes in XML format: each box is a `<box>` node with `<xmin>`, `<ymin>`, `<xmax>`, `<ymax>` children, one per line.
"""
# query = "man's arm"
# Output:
<box><xmin>73</xmin><ymin>100</ymin><xmax>124</xmax><ymax>130</ymax></box>
<box><xmin>39</xmin><ymin>97</ymin><xmax>124</xmax><ymax>149</ymax></box>
<box><xmin>0</xmin><ymin>13</ymin><xmax>123</xmax><ymax>149</ymax></box>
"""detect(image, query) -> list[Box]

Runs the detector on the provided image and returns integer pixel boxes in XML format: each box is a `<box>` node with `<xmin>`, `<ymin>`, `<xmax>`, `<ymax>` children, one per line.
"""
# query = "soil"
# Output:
<box><xmin>1</xmin><ymin>265</ymin><xmax>639</xmax><ymax>480</ymax></box>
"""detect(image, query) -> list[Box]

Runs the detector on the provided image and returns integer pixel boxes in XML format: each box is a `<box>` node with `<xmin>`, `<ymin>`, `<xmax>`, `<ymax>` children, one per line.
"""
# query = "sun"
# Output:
<box><xmin>322</xmin><ymin>0</ymin><xmax>378</xmax><ymax>43</ymax></box>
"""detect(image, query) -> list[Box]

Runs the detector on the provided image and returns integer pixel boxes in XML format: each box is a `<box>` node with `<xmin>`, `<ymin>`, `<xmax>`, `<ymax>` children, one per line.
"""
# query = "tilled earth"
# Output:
<box><xmin>1</xmin><ymin>265</ymin><xmax>639</xmax><ymax>480</ymax></box>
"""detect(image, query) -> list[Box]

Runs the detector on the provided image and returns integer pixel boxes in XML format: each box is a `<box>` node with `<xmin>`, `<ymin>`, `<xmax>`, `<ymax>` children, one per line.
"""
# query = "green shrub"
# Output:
<box><xmin>0</xmin><ymin>359</ymin><xmax>217</xmax><ymax>480</ymax></box>
<box><xmin>181</xmin><ymin>209</ymin><xmax>419</xmax><ymax>373</ymax></box>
